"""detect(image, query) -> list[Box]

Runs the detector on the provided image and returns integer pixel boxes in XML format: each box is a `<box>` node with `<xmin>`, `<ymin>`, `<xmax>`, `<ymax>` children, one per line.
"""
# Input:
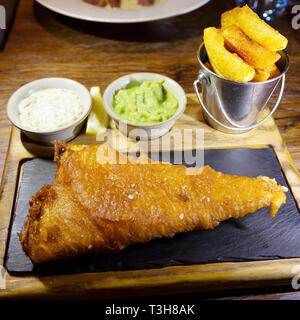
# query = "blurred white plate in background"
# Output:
<box><xmin>35</xmin><ymin>0</ymin><xmax>210</xmax><ymax>23</ymax></box>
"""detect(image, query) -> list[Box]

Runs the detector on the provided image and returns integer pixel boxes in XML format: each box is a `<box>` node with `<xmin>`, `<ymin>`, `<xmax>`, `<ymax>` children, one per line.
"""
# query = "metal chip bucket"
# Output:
<box><xmin>194</xmin><ymin>43</ymin><xmax>289</xmax><ymax>133</ymax></box>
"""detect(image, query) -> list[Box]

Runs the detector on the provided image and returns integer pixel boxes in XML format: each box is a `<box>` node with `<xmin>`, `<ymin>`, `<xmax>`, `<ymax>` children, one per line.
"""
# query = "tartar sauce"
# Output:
<box><xmin>18</xmin><ymin>88</ymin><xmax>84</xmax><ymax>131</ymax></box>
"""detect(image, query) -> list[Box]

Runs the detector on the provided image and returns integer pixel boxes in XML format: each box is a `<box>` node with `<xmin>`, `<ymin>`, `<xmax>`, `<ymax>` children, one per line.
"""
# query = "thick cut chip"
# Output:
<box><xmin>204</xmin><ymin>62</ymin><xmax>214</xmax><ymax>72</ymax></box>
<box><xmin>252</xmin><ymin>69</ymin><xmax>270</xmax><ymax>82</ymax></box>
<box><xmin>221</xmin><ymin>7</ymin><xmax>241</xmax><ymax>28</ymax></box>
<box><xmin>266</xmin><ymin>63</ymin><xmax>281</xmax><ymax>79</ymax></box>
<box><xmin>222</xmin><ymin>25</ymin><xmax>280</xmax><ymax>70</ymax></box>
<box><xmin>204</xmin><ymin>27</ymin><xmax>255</xmax><ymax>82</ymax></box>
<box><xmin>221</xmin><ymin>5</ymin><xmax>288</xmax><ymax>52</ymax></box>
<box><xmin>252</xmin><ymin>63</ymin><xmax>281</xmax><ymax>82</ymax></box>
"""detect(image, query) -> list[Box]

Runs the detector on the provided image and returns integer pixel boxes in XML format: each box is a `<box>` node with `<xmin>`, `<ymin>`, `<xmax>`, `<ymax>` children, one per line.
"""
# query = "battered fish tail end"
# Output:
<box><xmin>259</xmin><ymin>176</ymin><xmax>288</xmax><ymax>218</ymax></box>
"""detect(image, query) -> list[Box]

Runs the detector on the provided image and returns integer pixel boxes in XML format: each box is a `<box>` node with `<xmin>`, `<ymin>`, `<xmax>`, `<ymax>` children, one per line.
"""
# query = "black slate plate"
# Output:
<box><xmin>5</xmin><ymin>148</ymin><xmax>300</xmax><ymax>275</ymax></box>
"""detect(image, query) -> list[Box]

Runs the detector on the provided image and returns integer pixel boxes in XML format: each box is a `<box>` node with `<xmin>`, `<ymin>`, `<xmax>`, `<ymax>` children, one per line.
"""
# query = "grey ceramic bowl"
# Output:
<box><xmin>7</xmin><ymin>78</ymin><xmax>92</xmax><ymax>145</ymax></box>
<box><xmin>103</xmin><ymin>73</ymin><xmax>187</xmax><ymax>140</ymax></box>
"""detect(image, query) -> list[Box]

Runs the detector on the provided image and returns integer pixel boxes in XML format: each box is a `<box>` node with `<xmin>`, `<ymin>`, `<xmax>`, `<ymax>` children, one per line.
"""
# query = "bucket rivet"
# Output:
<box><xmin>198</xmin><ymin>71</ymin><xmax>210</xmax><ymax>85</ymax></box>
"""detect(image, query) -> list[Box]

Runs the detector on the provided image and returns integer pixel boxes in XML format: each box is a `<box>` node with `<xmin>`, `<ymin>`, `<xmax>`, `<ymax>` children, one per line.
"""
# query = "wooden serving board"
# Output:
<box><xmin>0</xmin><ymin>94</ymin><xmax>300</xmax><ymax>299</ymax></box>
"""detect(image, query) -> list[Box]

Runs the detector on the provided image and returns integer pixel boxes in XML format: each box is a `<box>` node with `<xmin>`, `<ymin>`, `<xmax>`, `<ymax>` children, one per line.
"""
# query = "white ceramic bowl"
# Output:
<box><xmin>103</xmin><ymin>73</ymin><xmax>187</xmax><ymax>140</ymax></box>
<box><xmin>7</xmin><ymin>78</ymin><xmax>92</xmax><ymax>145</ymax></box>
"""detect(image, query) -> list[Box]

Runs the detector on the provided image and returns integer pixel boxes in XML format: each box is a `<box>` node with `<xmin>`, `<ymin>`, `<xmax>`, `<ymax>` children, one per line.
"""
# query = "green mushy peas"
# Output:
<box><xmin>112</xmin><ymin>80</ymin><xmax>179</xmax><ymax>124</ymax></box>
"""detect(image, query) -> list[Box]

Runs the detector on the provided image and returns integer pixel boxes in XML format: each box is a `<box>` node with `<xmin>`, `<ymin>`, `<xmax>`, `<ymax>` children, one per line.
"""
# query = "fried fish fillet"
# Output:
<box><xmin>19</xmin><ymin>143</ymin><xmax>287</xmax><ymax>263</ymax></box>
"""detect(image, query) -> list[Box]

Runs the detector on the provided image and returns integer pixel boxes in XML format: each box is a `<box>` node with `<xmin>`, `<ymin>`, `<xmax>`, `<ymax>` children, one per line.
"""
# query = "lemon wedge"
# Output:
<box><xmin>86</xmin><ymin>86</ymin><xmax>109</xmax><ymax>135</ymax></box>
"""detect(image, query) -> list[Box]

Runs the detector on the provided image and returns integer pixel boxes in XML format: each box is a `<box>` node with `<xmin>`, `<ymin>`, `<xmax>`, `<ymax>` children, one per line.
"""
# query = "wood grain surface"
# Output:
<box><xmin>0</xmin><ymin>0</ymin><xmax>299</xmax><ymax>181</ymax></box>
<box><xmin>0</xmin><ymin>0</ymin><xmax>299</xmax><ymax>300</ymax></box>
<box><xmin>0</xmin><ymin>95</ymin><xmax>300</xmax><ymax>299</ymax></box>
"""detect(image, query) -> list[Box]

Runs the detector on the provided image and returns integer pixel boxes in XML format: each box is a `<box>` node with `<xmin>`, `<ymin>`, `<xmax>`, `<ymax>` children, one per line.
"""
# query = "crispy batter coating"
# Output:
<box><xmin>19</xmin><ymin>143</ymin><xmax>287</xmax><ymax>263</ymax></box>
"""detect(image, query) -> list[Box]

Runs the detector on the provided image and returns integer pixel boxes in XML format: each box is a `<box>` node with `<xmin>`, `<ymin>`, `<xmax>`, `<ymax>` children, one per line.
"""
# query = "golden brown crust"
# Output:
<box><xmin>19</xmin><ymin>143</ymin><xmax>287</xmax><ymax>263</ymax></box>
<box><xmin>19</xmin><ymin>185</ymin><xmax>51</xmax><ymax>257</ymax></box>
<box><xmin>53</xmin><ymin>140</ymin><xmax>67</xmax><ymax>166</ymax></box>
<box><xmin>222</xmin><ymin>25</ymin><xmax>280</xmax><ymax>70</ymax></box>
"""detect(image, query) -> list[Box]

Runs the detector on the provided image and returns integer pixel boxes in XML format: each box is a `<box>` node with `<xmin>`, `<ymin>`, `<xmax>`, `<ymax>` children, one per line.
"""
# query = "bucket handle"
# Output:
<box><xmin>193</xmin><ymin>73</ymin><xmax>285</xmax><ymax>132</ymax></box>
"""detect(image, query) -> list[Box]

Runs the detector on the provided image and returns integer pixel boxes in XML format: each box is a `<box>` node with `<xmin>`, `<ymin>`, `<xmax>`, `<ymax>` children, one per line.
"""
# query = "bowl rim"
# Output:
<box><xmin>6</xmin><ymin>77</ymin><xmax>92</xmax><ymax>135</ymax></box>
<box><xmin>103</xmin><ymin>72</ymin><xmax>187</xmax><ymax>128</ymax></box>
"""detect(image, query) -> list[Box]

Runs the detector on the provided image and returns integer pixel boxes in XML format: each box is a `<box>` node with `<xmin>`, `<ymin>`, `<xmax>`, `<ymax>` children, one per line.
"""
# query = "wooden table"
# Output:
<box><xmin>0</xmin><ymin>0</ymin><xmax>299</xmax><ymax>300</ymax></box>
